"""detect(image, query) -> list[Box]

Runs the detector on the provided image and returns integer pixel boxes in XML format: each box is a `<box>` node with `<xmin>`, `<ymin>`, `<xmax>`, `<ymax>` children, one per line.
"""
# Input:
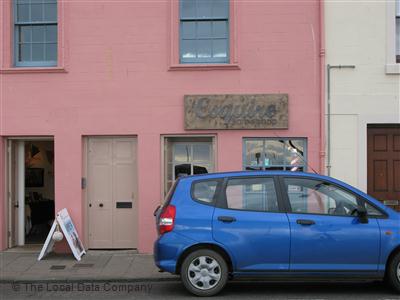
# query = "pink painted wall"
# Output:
<box><xmin>0</xmin><ymin>0</ymin><xmax>323</xmax><ymax>253</ymax></box>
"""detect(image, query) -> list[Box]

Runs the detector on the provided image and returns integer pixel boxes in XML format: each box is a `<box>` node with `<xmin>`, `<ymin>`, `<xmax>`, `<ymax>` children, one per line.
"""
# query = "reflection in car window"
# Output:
<box><xmin>284</xmin><ymin>178</ymin><xmax>358</xmax><ymax>216</ymax></box>
<box><xmin>193</xmin><ymin>180</ymin><xmax>218</xmax><ymax>203</ymax></box>
<box><xmin>225</xmin><ymin>177</ymin><xmax>279</xmax><ymax>212</ymax></box>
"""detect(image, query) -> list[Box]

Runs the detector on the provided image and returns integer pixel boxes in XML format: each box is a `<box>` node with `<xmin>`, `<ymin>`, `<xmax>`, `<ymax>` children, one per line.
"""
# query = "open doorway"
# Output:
<box><xmin>7</xmin><ymin>139</ymin><xmax>55</xmax><ymax>248</ymax></box>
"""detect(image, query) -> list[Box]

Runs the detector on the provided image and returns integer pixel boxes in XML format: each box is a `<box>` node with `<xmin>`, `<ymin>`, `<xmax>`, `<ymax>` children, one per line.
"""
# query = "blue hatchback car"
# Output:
<box><xmin>154</xmin><ymin>171</ymin><xmax>400</xmax><ymax>296</ymax></box>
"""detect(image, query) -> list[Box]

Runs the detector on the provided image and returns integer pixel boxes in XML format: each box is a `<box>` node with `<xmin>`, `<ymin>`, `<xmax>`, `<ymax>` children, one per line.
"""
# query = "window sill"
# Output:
<box><xmin>0</xmin><ymin>67</ymin><xmax>67</xmax><ymax>74</ymax></box>
<box><xmin>169</xmin><ymin>63</ymin><xmax>240</xmax><ymax>71</ymax></box>
<box><xmin>385</xmin><ymin>64</ymin><xmax>400</xmax><ymax>74</ymax></box>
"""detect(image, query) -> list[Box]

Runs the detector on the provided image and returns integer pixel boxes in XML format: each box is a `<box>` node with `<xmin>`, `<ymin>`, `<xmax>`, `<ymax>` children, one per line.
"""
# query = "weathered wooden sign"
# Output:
<box><xmin>184</xmin><ymin>94</ymin><xmax>288</xmax><ymax>130</ymax></box>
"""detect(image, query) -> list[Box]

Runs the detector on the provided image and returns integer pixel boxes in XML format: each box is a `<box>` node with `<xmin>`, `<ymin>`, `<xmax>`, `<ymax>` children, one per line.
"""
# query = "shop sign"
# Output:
<box><xmin>184</xmin><ymin>94</ymin><xmax>288</xmax><ymax>130</ymax></box>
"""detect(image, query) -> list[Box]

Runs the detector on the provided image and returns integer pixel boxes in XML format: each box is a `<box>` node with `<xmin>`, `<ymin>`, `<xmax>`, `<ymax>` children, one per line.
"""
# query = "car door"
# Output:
<box><xmin>212</xmin><ymin>176</ymin><xmax>291</xmax><ymax>271</ymax></box>
<box><xmin>281</xmin><ymin>176</ymin><xmax>381</xmax><ymax>272</ymax></box>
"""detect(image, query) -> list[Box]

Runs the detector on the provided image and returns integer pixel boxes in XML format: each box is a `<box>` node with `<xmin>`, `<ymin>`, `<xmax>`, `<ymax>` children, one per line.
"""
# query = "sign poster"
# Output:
<box><xmin>38</xmin><ymin>208</ymin><xmax>86</xmax><ymax>261</ymax></box>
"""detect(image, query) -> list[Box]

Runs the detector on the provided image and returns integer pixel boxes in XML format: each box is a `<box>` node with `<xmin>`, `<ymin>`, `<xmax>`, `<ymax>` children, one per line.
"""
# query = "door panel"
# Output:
<box><xmin>287</xmin><ymin>214</ymin><xmax>380</xmax><ymax>271</ymax></box>
<box><xmin>213</xmin><ymin>208</ymin><xmax>290</xmax><ymax>271</ymax></box>
<box><xmin>212</xmin><ymin>177</ymin><xmax>290</xmax><ymax>271</ymax></box>
<box><xmin>88</xmin><ymin>138</ymin><xmax>113</xmax><ymax>248</ymax></box>
<box><xmin>368</xmin><ymin>126</ymin><xmax>400</xmax><ymax>211</ymax></box>
<box><xmin>112</xmin><ymin>138</ymin><xmax>137</xmax><ymax>248</ymax></box>
<box><xmin>88</xmin><ymin>137</ymin><xmax>137</xmax><ymax>249</ymax></box>
<box><xmin>281</xmin><ymin>176</ymin><xmax>381</xmax><ymax>272</ymax></box>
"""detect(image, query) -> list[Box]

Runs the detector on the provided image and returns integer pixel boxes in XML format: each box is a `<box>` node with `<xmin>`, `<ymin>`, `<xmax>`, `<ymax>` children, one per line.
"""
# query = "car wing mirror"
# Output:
<box><xmin>356</xmin><ymin>206</ymin><xmax>369</xmax><ymax>224</ymax></box>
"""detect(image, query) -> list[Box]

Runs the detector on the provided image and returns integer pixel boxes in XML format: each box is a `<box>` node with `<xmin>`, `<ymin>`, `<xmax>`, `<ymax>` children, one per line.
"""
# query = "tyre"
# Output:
<box><xmin>180</xmin><ymin>249</ymin><xmax>228</xmax><ymax>297</ymax></box>
<box><xmin>386</xmin><ymin>251</ymin><xmax>400</xmax><ymax>293</ymax></box>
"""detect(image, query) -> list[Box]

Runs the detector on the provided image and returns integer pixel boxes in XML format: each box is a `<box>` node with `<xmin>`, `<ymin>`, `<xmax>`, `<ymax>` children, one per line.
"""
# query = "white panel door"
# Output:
<box><xmin>87</xmin><ymin>137</ymin><xmax>137</xmax><ymax>249</ymax></box>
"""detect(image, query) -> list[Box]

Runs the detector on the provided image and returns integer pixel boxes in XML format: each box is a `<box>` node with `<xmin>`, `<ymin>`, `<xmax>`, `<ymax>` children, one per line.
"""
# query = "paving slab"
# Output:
<box><xmin>0</xmin><ymin>250</ymin><xmax>178</xmax><ymax>283</ymax></box>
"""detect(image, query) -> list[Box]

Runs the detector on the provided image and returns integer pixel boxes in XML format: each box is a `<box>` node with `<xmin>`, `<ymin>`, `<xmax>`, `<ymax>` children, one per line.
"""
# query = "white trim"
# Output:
<box><xmin>17</xmin><ymin>141</ymin><xmax>25</xmax><ymax>246</ymax></box>
<box><xmin>386</xmin><ymin>0</ymin><xmax>400</xmax><ymax>74</ymax></box>
<box><xmin>357</xmin><ymin>114</ymin><xmax>400</xmax><ymax>193</ymax></box>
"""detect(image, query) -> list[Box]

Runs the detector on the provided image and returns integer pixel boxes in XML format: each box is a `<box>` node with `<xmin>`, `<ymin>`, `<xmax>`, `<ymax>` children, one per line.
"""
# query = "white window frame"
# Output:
<box><xmin>386</xmin><ymin>0</ymin><xmax>400</xmax><ymax>74</ymax></box>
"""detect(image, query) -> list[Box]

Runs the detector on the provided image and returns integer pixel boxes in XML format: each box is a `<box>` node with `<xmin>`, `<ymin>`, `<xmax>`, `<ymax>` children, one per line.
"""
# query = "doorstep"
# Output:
<box><xmin>0</xmin><ymin>249</ymin><xmax>179</xmax><ymax>282</ymax></box>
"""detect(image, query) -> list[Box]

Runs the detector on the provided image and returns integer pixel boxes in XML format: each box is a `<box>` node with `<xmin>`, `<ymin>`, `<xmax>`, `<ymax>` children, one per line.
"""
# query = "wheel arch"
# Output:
<box><xmin>385</xmin><ymin>245</ymin><xmax>400</xmax><ymax>274</ymax></box>
<box><xmin>175</xmin><ymin>243</ymin><xmax>234</xmax><ymax>274</ymax></box>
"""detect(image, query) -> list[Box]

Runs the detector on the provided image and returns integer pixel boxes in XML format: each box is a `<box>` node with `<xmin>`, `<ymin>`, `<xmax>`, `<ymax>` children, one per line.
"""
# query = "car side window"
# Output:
<box><xmin>225</xmin><ymin>177</ymin><xmax>279</xmax><ymax>212</ymax></box>
<box><xmin>192</xmin><ymin>180</ymin><xmax>219</xmax><ymax>203</ymax></box>
<box><xmin>284</xmin><ymin>178</ymin><xmax>359</xmax><ymax>216</ymax></box>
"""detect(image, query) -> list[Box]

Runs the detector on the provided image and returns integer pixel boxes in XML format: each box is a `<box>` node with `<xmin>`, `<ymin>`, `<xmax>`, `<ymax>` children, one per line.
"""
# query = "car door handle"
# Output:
<box><xmin>218</xmin><ymin>216</ymin><xmax>236</xmax><ymax>223</ymax></box>
<box><xmin>296</xmin><ymin>219</ymin><xmax>315</xmax><ymax>226</ymax></box>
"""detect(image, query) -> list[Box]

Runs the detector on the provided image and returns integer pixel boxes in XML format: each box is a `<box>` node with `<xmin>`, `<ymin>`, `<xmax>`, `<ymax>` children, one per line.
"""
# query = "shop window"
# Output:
<box><xmin>164</xmin><ymin>137</ymin><xmax>215</xmax><ymax>195</ymax></box>
<box><xmin>14</xmin><ymin>0</ymin><xmax>58</xmax><ymax>67</ymax></box>
<box><xmin>243</xmin><ymin>138</ymin><xmax>307</xmax><ymax>172</ymax></box>
<box><xmin>180</xmin><ymin>0</ymin><xmax>229</xmax><ymax>64</ymax></box>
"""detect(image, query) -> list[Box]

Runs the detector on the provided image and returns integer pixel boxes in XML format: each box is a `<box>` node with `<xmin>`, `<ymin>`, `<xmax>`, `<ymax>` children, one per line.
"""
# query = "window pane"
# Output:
<box><xmin>32</xmin><ymin>25</ymin><xmax>45</xmax><ymax>42</ymax></box>
<box><xmin>181</xmin><ymin>40</ymin><xmax>196</xmax><ymax>58</ymax></box>
<box><xmin>213</xmin><ymin>21</ymin><xmax>227</xmax><ymax>38</ymax></box>
<box><xmin>19</xmin><ymin>26</ymin><xmax>32</xmax><ymax>42</ymax></box>
<box><xmin>197</xmin><ymin>39</ymin><xmax>212</xmax><ymax>58</ymax></box>
<box><xmin>31</xmin><ymin>4</ymin><xmax>43</xmax><ymax>21</ymax></box>
<box><xmin>284</xmin><ymin>178</ymin><xmax>358</xmax><ymax>216</ymax></box>
<box><xmin>264</xmin><ymin>140</ymin><xmax>285</xmax><ymax>166</ymax></box>
<box><xmin>213</xmin><ymin>0</ymin><xmax>229</xmax><ymax>18</ymax></box>
<box><xmin>19</xmin><ymin>43</ymin><xmax>31</xmax><ymax>61</ymax></box>
<box><xmin>193</xmin><ymin>144</ymin><xmax>211</xmax><ymax>162</ymax></box>
<box><xmin>17</xmin><ymin>4</ymin><xmax>30</xmax><ymax>22</ymax></box>
<box><xmin>181</xmin><ymin>0</ymin><xmax>196</xmax><ymax>19</ymax></box>
<box><xmin>44</xmin><ymin>3</ymin><xmax>57</xmax><ymax>22</ymax></box>
<box><xmin>285</xmin><ymin>140</ymin><xmax>305</xmax><ymax>169</ymax></box>
<box><xmin>45</xmin><ymin>25</ymin><xmax>57</xmax><ymax>42</ymax></box>
<box><xmin>245</xmin><ymin>140</ymin><xmax>264</xmax><ymax>167</ymax></box>
<box><xmin>197</xmin><ymin>0</ymin><xmax>213</xmax><ymax>19</ymax></box>
<box><xmin>197</xmin><ymin>21</ymin><xmax>212</xmax><ymax>38</ymax></box>
<box><xmin>32</xmin><ymin>43</ymin><xmax>44</xmax><ymax>61</ymax></box>
<box><xmin>181</xmin><ymin>21</ymin><xmax>196</xmax><ymax>39</ymax></box>
<box><xmin>226</xmin><ymin>177</ymin><xmax>279</xmax><ymax>212</ymax></box>
<box><xmin>45</xmin><ymin>43</ymin><xmax>57</xmax><ymax>61</ymax></box>
<box><xmin>193</xmin><ymin>180</ymin><xmax>218</xmax><ymax>203</ymax></box>
<box><xmin>173</xmin><ymin>144</ymin><xmax>191</xmax><ymax>162</ymax></box>
<box><xmin>365</xmin><ymin>203</ymin><xmax>383</xmax><ymax>217</ymax></box>
<box><xmin>212</xmin><ymin>39</ymin><xmax>227</xmax><ymax>58</ymax></box>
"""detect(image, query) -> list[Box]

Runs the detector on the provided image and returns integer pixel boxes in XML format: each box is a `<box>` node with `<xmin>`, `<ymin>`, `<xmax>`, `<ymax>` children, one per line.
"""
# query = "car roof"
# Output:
<box><xmin>178</xmin><ymin>171</ymin><xmax>337</xmax><ymax>182</ymax></box>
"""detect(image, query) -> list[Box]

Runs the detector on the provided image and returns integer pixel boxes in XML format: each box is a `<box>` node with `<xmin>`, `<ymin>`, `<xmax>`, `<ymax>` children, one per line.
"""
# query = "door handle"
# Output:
<box><xmin>296</xmin><ymin>219</ymin><xmax>315</xmax><ymax>226</ymax></box>
<box><xmin>99</xmin><ymin>203</ymin><xmax>104</xmax><ymax>207</ymax></box>
<box><xmin>218</xmin><ymin>216</ymin><xmax>236</xmax><ymax>223</ymax></box>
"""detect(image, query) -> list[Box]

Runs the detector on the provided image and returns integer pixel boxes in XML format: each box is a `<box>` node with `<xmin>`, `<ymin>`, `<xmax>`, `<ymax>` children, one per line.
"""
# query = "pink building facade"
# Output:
<box><xmin>0</xmin><ymin>0</ymin><xmax>324</xmax><ymax>253</ymax></box>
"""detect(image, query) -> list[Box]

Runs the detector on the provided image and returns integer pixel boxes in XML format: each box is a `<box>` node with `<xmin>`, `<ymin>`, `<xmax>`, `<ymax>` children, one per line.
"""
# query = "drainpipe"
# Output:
<box><xmin>17</xmin><ymin>141</ymin><xmax>25</xmax><ymax>246</ymax></box>
<box><xmin>326</xmin><ymin>64</ymin><xmax>356</xmax><ymax>176</ymax></box>
<box><xmin>319</xmin><ymin>0</ymin><xmax>326</xmax><ymax>175</ymax></box>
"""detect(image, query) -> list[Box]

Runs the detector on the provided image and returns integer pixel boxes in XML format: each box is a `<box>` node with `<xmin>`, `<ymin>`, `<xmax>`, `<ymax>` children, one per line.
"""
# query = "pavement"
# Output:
<box><xmin>0</xmin><ymin>247</ymin><xmax>178</xmax><ymax>282</ymax></box>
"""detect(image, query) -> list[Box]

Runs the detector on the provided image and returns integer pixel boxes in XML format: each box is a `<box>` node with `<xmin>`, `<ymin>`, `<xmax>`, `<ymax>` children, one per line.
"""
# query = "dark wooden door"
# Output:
<box><xmin>367</xmin><ymin>126</ymin><xmax>400</xmax><ymax>212</ymax></box>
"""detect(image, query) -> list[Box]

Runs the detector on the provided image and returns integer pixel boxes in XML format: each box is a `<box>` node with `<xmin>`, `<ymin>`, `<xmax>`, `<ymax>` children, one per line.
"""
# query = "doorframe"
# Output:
<box><xmin>82</xmin><ymin>135</ymin><xmax>139</xmax><ymax>249</ymax></box>
<box><xmin>160</xmin><ymin>134</ymin><xmax>217</xmax><ymax>203</ymax></box>
<box><xmin>5</xmin><ymin>136</ymin><xmax>54</xmax><ymax>248</ymax></box>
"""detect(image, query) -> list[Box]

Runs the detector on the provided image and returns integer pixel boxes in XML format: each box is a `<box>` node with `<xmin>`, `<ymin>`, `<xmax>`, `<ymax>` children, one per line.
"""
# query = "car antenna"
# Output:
<box><xmin>271</xmin><ymin>132</ymin><xmax>320</xmax><ymax>175</ymax></box>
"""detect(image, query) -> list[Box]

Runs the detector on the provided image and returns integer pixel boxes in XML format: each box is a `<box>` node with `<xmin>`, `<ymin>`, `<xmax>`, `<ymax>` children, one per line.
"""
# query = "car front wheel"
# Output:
<box><xmin>180</xmin><ymin>249</ymin><xmax>228</xmax><ymax>296</ymax></box>
<box><xmin>387</xmin><ymin>251</ymin><xmax>400</xmax><ymax>293</ymax></box>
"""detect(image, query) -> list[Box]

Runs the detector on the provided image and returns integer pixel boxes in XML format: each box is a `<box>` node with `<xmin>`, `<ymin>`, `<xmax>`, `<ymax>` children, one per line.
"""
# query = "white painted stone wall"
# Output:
<box><xmin>325</xmin><ymin>0</ymin><xmax>400</xmax><ymax>191</ymax></box>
